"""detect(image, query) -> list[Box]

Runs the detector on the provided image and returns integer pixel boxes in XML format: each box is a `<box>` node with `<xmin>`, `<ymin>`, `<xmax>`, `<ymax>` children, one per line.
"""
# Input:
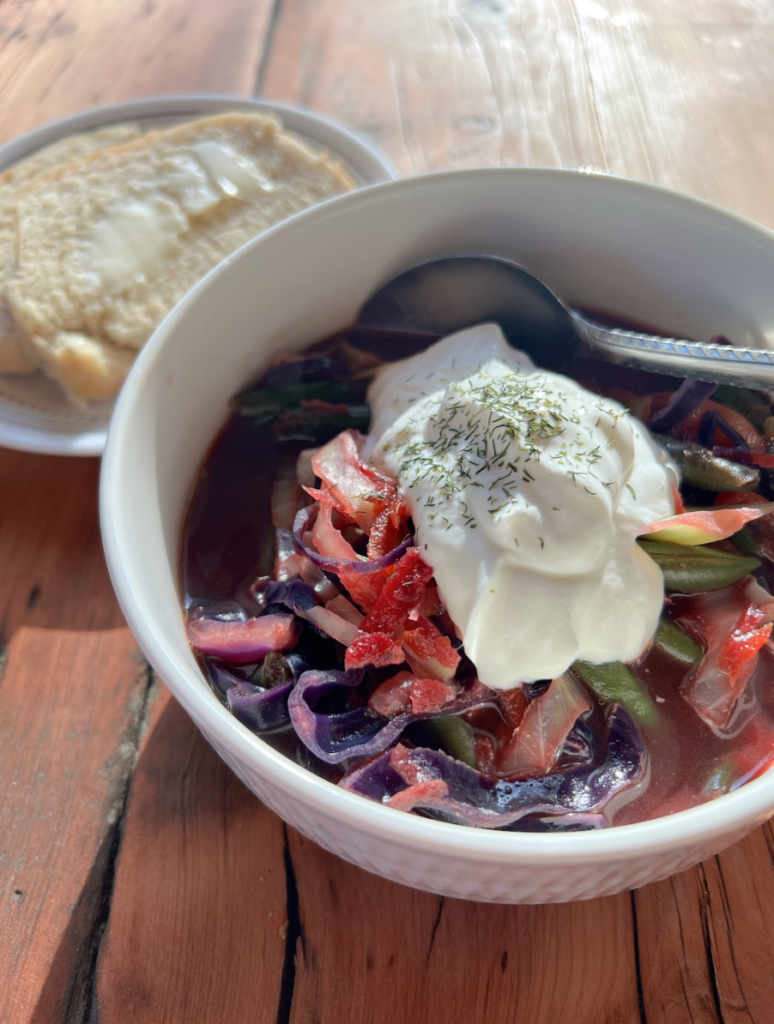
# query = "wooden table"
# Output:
<box><xmin>2</xmin><ymin>1</ymin><xmax>774</xmax><ymax>1021</ymax></box>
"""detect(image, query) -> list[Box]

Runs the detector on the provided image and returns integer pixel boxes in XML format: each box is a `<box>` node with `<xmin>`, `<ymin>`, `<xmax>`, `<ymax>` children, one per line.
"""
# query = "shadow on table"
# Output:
<box><xmin>27</xmin><ymin>825</ymin><xmax>115</xmax><ymax>1023</ymax></box>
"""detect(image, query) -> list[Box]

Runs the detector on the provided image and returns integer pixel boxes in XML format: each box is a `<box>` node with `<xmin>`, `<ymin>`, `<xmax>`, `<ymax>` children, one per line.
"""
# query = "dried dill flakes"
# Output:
<box><xmin>389</xmin><ymin>367</ymin><xmax>626</xmax><ymax>528</ymax></box>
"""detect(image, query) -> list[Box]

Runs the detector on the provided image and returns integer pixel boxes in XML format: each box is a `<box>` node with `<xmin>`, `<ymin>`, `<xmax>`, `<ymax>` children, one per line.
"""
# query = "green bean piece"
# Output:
<box><xmin>234</xmin><ymin>380</ymin><xmax>361</xmax><ymax>421</ymax></box>
<box><xmin>272</xmin><ymin>405</ymin><xmax>371</xmax><ymax>442</ymax></box>
<box><xmin>654</xmin><ymin>436</ymin><xmax>760</xmax><ymax>492</ymax></box>
<box><xmin>653</xmin><ymin>616</ymin><xmax>703</xmax><ymax>666</ymax></box>
<box><xmin>425</xmin><ymin>716</ymin><xmax>478</xmax><ymax>767</ymax></box>
<box><xmin>733</xmin><ymin>526</ymin><xmax>761</xmax><ymax>557</ymax></box>
<box><xmin>573</xmin><ymin>660</ymin><xmax>658</xmax><ymax>727</ymax></box>
<box><xmin>639</xmin><ymin>540</ymin><xmax>760</xmax><ymax>592</ymax></box>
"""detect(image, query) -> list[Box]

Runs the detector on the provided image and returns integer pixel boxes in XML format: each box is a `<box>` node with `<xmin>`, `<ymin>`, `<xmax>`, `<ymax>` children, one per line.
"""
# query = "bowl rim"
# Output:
<box><xmin>102</xmin><ymin>165</ymin><xmax>774</xmax><ymax>862</ymax></box>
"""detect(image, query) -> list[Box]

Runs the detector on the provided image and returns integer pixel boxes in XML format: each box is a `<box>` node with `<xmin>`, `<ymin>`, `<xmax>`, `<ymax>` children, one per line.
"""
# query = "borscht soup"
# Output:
<box><xmin>182</xmin><ymin>320</ymin><xmax>774</xmax><ymax>832</ymax></box>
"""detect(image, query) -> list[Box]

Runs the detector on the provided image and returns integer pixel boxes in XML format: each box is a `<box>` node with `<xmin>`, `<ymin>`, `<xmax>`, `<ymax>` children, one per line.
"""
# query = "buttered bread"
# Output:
<box><xmin>0</xmin><ymin>124</ymin><xmax>141</xmax><ymax>375</ymax></box>
<box><xmin>6</xmin><ymin>112</ymin><xmax>354</xmax><ymax>402</ymax></box>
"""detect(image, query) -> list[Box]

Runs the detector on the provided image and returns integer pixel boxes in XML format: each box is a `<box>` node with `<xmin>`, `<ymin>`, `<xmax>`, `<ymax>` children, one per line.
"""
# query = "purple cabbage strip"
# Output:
<box><xmin>254</xmin><ymin>576</ymin><xmax>318</xmax><ymax>614</ymax></box>
<box><xmin>275</xmin><ymin>528</ymin><xmax>299</xmax><ymax>568</ymax></box>
<box><xmin>288</xmin><ymin>669</ymin><xmax>498</xmax><ymax>765</ymax></box>
<box><xmin>293</xmin><ymin>504</ymin><xmax>413</xmax><ymax>576</ymax></box>
<box><xmin>698</xmin><ymin>410</ymin><xmax>748</xmax><ymax>450</ymax></box>
<box><xmin>649</xmin><ymin>379</ymin><xmax>717</xmax><ymax>434</ymax></box>
<box><xmin>205</xmin><ymin>650</ymin><xmax>309</xmax><ymax>694</ymax></box>
<box><xmin>227</xmin><ymin>680</ymin><xmax>295</xmax><ymax>732</ymax></box>
<box><xmin>341</xmin><ymin>706</ymin><xmax>645</xmax><ymax>829</ymax></box>
<box><xmin>202</xmin><ymin>660</ymin><xmax>294</xmax><ymax>732</ymax></box>
<box><xmin>204</xmin><ymin>659</ymin><xmax>246</xmax><ymax>698</ymax></box>
<box><xmin>557</xmin><ymin>717</ymin><xmax>596</xmax><ymax>771</ymax></box>
<box><xmin>221</xmin><ymin>652</ymin><xmax>310</xmax><ymax>733</ymax></box>
<box><xmin>253</xmin><ymin>577</ymin><xmax>347</xmax><ymax>641</ymax></box>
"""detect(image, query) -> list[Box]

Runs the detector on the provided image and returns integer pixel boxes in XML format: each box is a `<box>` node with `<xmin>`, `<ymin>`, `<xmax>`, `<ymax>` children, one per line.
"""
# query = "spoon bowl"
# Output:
<box><xmin>355</xmin><ymin>255</ymin><xmax>774</xmax><ymax>389</ymax></box>
<box><xmin>354</xmin><ymin>255</ymin><xmax>576</xmax><ymax>369</ymax></box>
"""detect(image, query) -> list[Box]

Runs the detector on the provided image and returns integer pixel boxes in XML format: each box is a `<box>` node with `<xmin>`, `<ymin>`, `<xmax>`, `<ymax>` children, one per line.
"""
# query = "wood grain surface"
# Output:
<box><xmin>2</xmin><ymin>1</ymin><xmax>774</xmax><ymax>1022</ymax></box>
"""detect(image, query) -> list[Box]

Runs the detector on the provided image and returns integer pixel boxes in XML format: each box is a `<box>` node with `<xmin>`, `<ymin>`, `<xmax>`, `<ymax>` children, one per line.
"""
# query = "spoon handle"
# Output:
<box><xmin>574</xmin><ymin>314</ymin><xmax>774</xmax><ymax>389</ymax></box>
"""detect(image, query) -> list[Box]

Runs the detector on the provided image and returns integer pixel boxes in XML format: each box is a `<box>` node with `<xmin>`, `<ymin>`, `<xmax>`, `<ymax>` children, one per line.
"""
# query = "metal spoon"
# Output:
<box><xmin>353</xmin><ymin>255</ymin><xmax>774</xmax><ymax>388</ymax></box>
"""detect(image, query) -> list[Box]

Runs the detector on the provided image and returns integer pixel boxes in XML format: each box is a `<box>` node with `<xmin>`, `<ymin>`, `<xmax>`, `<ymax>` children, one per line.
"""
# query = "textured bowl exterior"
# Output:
<box><xmin>102</xmin><ymin>168</ymin><xmax>774</xmax><ymax>903</ymax></box>
<box><xmin>200</xmin><ymin>713</ymin><xmax>756</xmax><ymax>903</ymax></box>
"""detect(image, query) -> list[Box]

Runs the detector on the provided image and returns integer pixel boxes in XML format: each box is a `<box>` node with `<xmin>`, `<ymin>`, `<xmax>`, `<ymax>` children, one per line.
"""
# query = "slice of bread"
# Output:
<box><xmin>24</xmin><ymin>331</ymin><xmax>136</xmax><ymax>402</ymax></box>
<box><xmin>0</xmin><ymin>124</ymin><xmax>141</xmax><ymax>374</ymax></box>
<box><xmin>7</xmin><ymin>112</ymin><xmax>354</xmax><ymax>400</ymax></box>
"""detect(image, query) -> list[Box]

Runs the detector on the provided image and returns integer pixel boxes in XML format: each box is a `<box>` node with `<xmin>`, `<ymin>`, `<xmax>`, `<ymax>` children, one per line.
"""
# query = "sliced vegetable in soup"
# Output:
<box><xmin>182</xmin><ymin>320</ymin><xmax>774</xmax><ymax>831</ymax></box>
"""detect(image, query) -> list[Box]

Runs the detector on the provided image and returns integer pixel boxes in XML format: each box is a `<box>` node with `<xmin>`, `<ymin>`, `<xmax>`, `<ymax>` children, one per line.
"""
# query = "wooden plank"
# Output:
<box><xmin>0</xmin><ymin>452</ymin><xmax>149</xmax><ymax>1023</ymax></box>
<box><xmin>256</xmin><ymin>0</ymin><xmax>415</xmax><ymax>172</ymax></box>
<box><xmin>635</xmin><ymin>831</ymin><xmax>774</xmax><ymax>1024</ymax></box>
<box><xmin>259</xmin><ymin>0</ymin><xmax>607</xmax><ymax>174</ymax></box>
<box><xmin>285</xmin><ymin>832</ymin><xmax>641</xmax><ymax>1024</ymax></box>
<box><xmin>94</xmin><ymin>691</ymin><xmax>287</xmax><ymax>1024</ymax></box>
<box><xmin>0</xmin><ymin>1</ymin><xmax>283</xmax><ymax>1019</ymax></box>
<box><xmin>260</xmin><ymin>0</ymin><xmax>774</xmax><ymax>228</ymax></box>
<box><xmin>0</xmin><ymin>0</ymin><xmax>276</xmax><ymax>143</ymax></box>
<box><xmin>702</xmin><ymin>828</ymin><xmax>774</xmax><ymax>1023</ymax></box>
<box><xmin>574</xmin><ymin>0</ymin><xmax>774</xmax><ymax>226</ymax></box>
<box><xmin>633</xmin><ymin>869</ymin><xmax>721</xmax><ymax>1024</ymax></box>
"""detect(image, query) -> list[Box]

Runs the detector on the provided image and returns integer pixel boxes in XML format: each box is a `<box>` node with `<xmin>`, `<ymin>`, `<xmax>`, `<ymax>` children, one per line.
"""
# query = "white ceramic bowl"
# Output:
<box><xmin>0</xmin><ymin>94</ymin><xmax>395</xmax><ymax>457</ymax></box>
<box><xmin>101</xmin><ymin>169</ymin><xmax>774</xmax><ymax>903</ymax></box>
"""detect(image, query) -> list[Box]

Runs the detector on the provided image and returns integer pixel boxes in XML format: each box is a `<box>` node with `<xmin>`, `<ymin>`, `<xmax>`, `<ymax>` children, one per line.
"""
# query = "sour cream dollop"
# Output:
<box><xmin>364</xmin><ymin>324</ymin><xmax>677</xmax><ymax>689</ymax></box>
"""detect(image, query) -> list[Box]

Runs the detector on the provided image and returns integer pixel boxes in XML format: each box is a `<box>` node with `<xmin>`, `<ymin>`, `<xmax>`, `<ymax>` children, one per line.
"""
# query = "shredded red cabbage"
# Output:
<box><xmin>216</xmin><ymin>650</ymin><xmax>311</xmax><ymax>732</ymax></box>
<box><xmin>293</xmin><ymin>504</ymin><xmax>412</xmax><ymax>576</ymax></box>
<box><xmin>227</xmin><ymin>679</ymin><xmax>294</xmax><ymax>732</ymax></box>
<box><xmin>203</xmin><ymin>659</ymin><xmax>246</xmax><ymax>698</ymax></box>
<box><xmin>287</xmin><ymin>668</ymin><xmax>497</xmax><ymax>764</ymax></box>
<box><xmin>254</xmin><ymin>577</ymin><xmax>357</xmax><ymax>643</ymax></box>
<box><xmin>341</xmin><ymin>705</ymin><xmax>645</xmax><ymax>828</ymax></box>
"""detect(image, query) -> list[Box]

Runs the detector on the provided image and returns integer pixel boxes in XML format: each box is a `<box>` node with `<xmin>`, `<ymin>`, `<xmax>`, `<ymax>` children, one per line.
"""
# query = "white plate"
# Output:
<box><xmin>0</xmin><ymin>94</ymin><xmax>396</xmax><ymax>457</ymax></box>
